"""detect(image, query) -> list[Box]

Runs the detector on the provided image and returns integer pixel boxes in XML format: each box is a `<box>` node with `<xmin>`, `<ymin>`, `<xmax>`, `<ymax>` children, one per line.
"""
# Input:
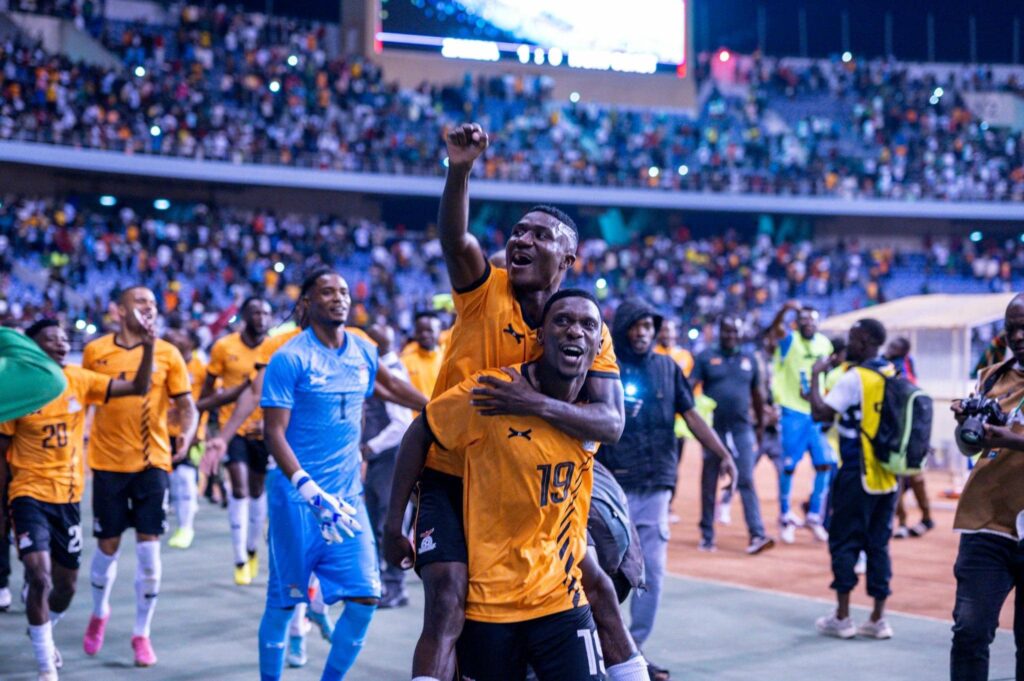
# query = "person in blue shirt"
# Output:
<box><xmin>257</xmin><ymin>268</ymin><xmax>423</xmax><ymax>681</ymax></box>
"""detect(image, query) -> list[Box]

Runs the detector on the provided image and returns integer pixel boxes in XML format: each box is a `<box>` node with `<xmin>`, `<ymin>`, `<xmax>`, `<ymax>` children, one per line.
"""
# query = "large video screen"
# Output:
<box><xmin>378</xmin><ymin>0</ymin><xmax>686</xmax><ymax>75</ymax></box>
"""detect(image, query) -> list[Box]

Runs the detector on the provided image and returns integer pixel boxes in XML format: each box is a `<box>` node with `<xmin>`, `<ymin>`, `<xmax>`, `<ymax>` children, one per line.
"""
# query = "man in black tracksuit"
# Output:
<box><xmin>597</xmin><ymin>299</ymin><xmax>736</xmax><ymax>677</ymax></box>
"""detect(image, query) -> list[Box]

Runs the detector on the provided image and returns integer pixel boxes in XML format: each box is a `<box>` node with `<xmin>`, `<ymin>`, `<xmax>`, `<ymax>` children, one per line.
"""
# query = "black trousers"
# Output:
<box><xmin>951</xmin><ymin>532</ymin><xmax>1024</xmax><ymax>681</ymax></box>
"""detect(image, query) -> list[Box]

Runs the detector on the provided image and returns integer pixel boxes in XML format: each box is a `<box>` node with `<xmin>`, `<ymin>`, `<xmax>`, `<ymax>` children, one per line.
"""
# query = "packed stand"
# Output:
<box><xmin>0</xmin><ymin>4</ymin><xmax>1022</xmax><ymax>200</ymax></box>
<box><xmin>3</xmin><ymin>194</ymin><xmax>1024</xmax><ymax>349</ymax></box>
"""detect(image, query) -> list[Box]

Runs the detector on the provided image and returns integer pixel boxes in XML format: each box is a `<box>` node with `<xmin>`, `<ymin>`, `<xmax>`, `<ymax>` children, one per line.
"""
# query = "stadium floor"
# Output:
<box><xmin>0</xmin><ymin>479</ymin><xmax>1016</xmax><ymax>680</ymax></box>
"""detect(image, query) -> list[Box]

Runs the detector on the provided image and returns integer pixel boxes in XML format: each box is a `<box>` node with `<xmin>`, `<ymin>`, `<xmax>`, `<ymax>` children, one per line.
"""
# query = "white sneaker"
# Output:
<box><xmin>816</xmin><ymin>613</ymin><xmax>856</xmax><ymax>639</ymax></box>
<box><xmin>854</xmin><ymin>551</ymin><xmax>867</xmax><ymax>575</ymax></box>
<box><xmin>0</xmin><ymin>586</ymin><xmax>11</xmax><ymax>611</ymax></box>
<box><xmin>717</xmin><ymin>504</ymin><xmax>732</xmax><ymax>525</ymax></box>
<box><xmin>781</xmin><ymin>510</ymin><xmax>805</xmax><ymax>528</ymax></box>
<box><xmin>808</xmin><ymin>522</ymin><xmax>829</xmax><ymax>542</ymax></box>
<box><xmin>780</xmin><ymin>522</ymin><xmax>796</xmax><ymax>544</ymax></box>
<box><xmin>857</xmin><ymin>618</ymin><xmax>894</xmax><ymax>639</ymax></box>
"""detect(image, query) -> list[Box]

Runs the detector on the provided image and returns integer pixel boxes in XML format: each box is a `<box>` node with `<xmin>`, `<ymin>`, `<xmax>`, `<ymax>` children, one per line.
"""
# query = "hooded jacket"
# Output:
<box><xmin>597</xmin><ymin>299</ymin><xmax>695</xmax><ymax>492</ymax></box>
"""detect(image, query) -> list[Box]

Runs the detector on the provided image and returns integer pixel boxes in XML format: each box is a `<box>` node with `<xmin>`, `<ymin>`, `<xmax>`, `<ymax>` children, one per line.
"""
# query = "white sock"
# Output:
<box><xmin>90</xmin><ymin>549</ymin><xmax>119</xmax><ymax>618</ymax></box>
<box><xmin>289</xmin><ymin>602</ymin><xmax>308</xmax><ymax>637</ymax></box>
<box><xmin>29</xmin><ymin>622</ymin><xmax>56</xmax><ymax>672</ymax></box>
<box><xmin>607</xmin><ymin>653</ymin><xmax>650</xmax><ymax>681</ymax></box>
<box><xmin>133</xmin><ymin>541</ymin><xmax>162</xmax><ymax>637</ymax></box>
<box><xmin>50</xmin><ymin>608</ymin><xmax>67</xmax><ymax>629</ymax></box>
<box><xmin>227</xmin><ymin>495</ymin><xmax>249</xmax><ymax>565</ymax></box>
<box><xmin>172</xmin><ymin>465</ymin><xmax>198</xmax><ymax>531</ymax></box>
<box><xmin>247</xmin><ymin>492</ymin><xmax>267</xmax><ymax>555</ymax></box>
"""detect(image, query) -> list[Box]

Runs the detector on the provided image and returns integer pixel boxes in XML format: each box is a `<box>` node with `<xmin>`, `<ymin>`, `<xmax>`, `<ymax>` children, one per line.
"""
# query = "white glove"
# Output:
<box><xmin>291</xmin><ymin>469</ymin><xmax>361</xmax><ymax>544</ymax></box>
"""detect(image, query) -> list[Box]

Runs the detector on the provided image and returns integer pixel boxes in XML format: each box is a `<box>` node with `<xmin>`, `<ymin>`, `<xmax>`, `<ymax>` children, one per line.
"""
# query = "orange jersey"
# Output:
<box><xmin>425</xmin><ymin>365</ymin><xmax>594</xmax><ymax>623</ymax></box>
<box><xmin>655</xmin><ymin>344</ymin><xmax>694</xmax><ymax>377</ymax></box>
<box><xmin>426</xmin><ymin>265</ymin><xmax>618</xmax><ymax>475</ymax></box>
<box><xmin>83</xmin><ymin>336</ymin><xmax>191</xmax><ymax>473</ymax></box>
<box><xmin>0</xmin><ymin>365</ymin><xmax>111</xmax><ymax>503</ymax></box>
<box><xmin>169</xmin><ymin>354</ymin><xmax>207</xmax><ymax>440</ymax></box>
<box><xmin>207</xmin><ymin>332</ymin><xmax>265</xmax><ymax>438</ymax></box>
<box><xmin>400</xmin><ymin>344</ymin><xmax>445</xmax><ymax>404</ymax></box>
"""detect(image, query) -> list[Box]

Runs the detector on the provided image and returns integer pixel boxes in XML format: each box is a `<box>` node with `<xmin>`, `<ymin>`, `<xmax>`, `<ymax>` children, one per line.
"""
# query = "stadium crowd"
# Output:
<box><xmin>0</xmin><ymin>6</ymin><xmax>1022</xmax><ymax>200</ymax></box>
<box><xmin>5</xmin><ymin>194</ymin><xmax>1024</xmax><ymax>345</ymax></box>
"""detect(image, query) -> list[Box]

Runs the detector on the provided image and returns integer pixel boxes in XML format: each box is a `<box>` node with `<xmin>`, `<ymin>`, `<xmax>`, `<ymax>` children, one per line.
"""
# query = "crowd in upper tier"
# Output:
<box><xmin>0</xmin><ymin>4</ymin><xmax>1022</xmax><ymax>201</ymax></box>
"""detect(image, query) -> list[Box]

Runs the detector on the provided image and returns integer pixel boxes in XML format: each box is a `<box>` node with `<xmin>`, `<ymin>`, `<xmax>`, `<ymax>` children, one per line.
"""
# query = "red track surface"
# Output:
<box><xmin>665</xmin><ymin>443</ymin><xmax>1013</xmax><ymax>626</ymax></box>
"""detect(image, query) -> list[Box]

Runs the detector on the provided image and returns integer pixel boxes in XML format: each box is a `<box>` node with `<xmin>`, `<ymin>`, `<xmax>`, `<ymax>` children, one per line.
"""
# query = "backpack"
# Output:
<box><xmin>587</xmin><ymin>460</ymin><xmax>645</xmax><ymax>603</ymax></box>
<box><xmin>866</xmin><ymin>364</ymin><xmax>933</xmax><ymax>475</ymax></box>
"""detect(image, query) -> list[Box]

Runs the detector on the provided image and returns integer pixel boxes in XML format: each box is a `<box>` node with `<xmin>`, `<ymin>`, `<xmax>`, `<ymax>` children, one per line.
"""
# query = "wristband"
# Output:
<box><xmin>291</xmin><ymin>468</ymin><xmax>316</xmax><ymax>502</ymax></box>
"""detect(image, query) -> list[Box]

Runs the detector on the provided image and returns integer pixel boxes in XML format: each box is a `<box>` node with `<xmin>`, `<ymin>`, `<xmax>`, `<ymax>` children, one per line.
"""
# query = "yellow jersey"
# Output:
<box><xmin>655</xmin><ymin>344</ymin><xmax>694</xmax><ymax>377</ymax></box>
<box><xmin>1</xmin><ymin>365</ymin><xmax>111</xmax><ymax>504</ymax></box>
<box><xmin>427</xmin><ymin>266</ymin><xmax>618</xmax><ymax>475</ymax></box>
<box><xmin>83</xmin><ymin>335</ymin><xmax>191</xmax><ymax>473</ymax></box>
<box><xmin>169</xmin><ymin>354</ymin><xmax>208</xmax><ymax>441</ymax></box>
<box><xmin>400</xmin><ymin>344</ymin><xmax>445</xmax><ymax>405</ymax></box>
<box><xmin>207</xmin><ymin>332</ymin><xmax>265</xmax><ymax>438</ymax></box>
<box><xmin>425</xmin><ymin>365</ymin><xmax>594</xmax><ymax>623</ymax></box>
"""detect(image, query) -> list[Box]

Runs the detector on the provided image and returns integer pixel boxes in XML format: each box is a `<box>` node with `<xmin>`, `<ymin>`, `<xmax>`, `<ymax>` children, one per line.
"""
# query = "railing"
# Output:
<box><xmin>1</xmin><ymin>140</ymin><xmax>1022</xmax><ymax>220</ymax></box>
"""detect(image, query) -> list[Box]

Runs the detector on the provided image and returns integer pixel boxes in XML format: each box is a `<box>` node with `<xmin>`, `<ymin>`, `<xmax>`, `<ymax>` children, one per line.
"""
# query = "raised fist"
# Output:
<box><xmin>445</xmin><ymin>122</ymin><xmax>489</xmax><ymax>170</ymax></box>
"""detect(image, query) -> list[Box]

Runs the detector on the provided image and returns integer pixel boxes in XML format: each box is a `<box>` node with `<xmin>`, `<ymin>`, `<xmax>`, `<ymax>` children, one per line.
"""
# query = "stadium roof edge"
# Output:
<box><xmin>1</xmin><ymin>141</ymin><xmax>1021</xmax><ymax>220</ymax></box>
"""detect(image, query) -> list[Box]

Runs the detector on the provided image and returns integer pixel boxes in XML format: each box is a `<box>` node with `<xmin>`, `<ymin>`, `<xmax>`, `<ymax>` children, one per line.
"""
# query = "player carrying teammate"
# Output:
<box><xmin>81</xmin><ymin>286</ymin><xmax>198</xmax><ymax>667</ymax></box>
<box><xmin>397</xmin><ymin>290</ymin><xmax>610</xmax><ymax>680</ymax></box>
<box><xmin>257</xmin><ymin>268</ymin><xmax>426</xmax><ymax>681</ymax></box>
<box><xmin>385</xmin><ymin>123</ymin><xmax>649</xmax><ymax>681</ymax></box>
<box><xmin>0</xmin><ymin>319</ymin><xmax>154</xmax><ymax>681</ymax></box>
<box><xmin>201</xmin><ymin>297</ymin><xmax>273</xmax><ymax>585</ymax></box>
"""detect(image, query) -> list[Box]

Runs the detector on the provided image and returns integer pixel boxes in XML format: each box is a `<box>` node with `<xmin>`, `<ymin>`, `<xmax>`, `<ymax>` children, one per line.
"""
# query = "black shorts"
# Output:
<box><xmin>10</xmin><ymin>497</ymin><xmax>83</xmax><ymax>570</ymax></box>
<box><xmin>92</xmin><ymin>468</ymin><xmax>169</xmax><ymax>538</ymax></box>
<box><xmin>457</xmin><ymin>606</ymin><xmax>603</xmax><ymax>681</ymax></box>
<box><xmin>413</xmin><ymin>468</ymin><xmax>467</xmax><ymax>572</ymax></box>
<box><xmin>226</xmin><ymin>436</ymin><xmax>270</xmax><ymax>474</ymax></box>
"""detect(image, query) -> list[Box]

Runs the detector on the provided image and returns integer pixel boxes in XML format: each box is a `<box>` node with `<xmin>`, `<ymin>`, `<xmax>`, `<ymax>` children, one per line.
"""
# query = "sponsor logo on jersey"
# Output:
<box><xmin>309</xmin><ymin>373</ymin><xmax>329</xmax><ymax>387</ymax></box>
<box><xmin>503</xmin><ymin>324</ymin><xmax>525</xmax><ymax>344</ymax></box>
<box><xmin>508</xmin><ymin>427</ymin><xmax>532</xmax><ymax>441</ymax></box>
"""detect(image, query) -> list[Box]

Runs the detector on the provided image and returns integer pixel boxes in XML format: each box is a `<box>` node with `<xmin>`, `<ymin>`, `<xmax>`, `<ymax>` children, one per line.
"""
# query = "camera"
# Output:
<box><xmin>959</xmin><ymin>396</ymin><xmax>1009</xmax><ymax>446</ymax></box>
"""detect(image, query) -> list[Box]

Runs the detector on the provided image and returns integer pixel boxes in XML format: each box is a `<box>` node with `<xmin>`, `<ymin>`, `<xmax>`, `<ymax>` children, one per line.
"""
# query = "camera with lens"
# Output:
<box><xmin>959</xmin><ymin>396</ymin><xmax>1009</xmax><ymax>446</ymax></box>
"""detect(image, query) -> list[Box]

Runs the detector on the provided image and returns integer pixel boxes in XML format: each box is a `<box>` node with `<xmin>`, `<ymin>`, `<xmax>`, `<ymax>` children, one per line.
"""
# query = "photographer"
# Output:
<box><xmin>951</xmin><ymin>294</ymin><xmax>1024</xmax><ymax>681</ymax></box>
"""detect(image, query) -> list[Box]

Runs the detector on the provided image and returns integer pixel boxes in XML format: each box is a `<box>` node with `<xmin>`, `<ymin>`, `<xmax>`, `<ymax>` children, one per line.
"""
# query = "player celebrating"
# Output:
<box><xmin>385</xmin><ymin>123</ymin><xmax>647</xmax><ymax>681</ymax></box>
<box><xmin>201</xmin><ymin>297</ymin><xmax>273</xmax><ymax>585</ymax></box>
<box><xmin>257</xmin><ymin>269</ymin><xmax>425</xmax><ymax>681</ymax></box>
<box><xmin>0</xmin><ymin>319</ymin><xmax>154</xmax><ymax>681</ymax></box>
<box><xmin>769</xmin><ymin>301</ymin><xmax>834</xmax><ymax>544</ymax></box>
<box><xmin>81</xmin><ymin>286</ymin><xmax>198</xmax><ymax>667</ymax></box>
<box><xmin>396</xmin><ymin>290</ymin><xmax>609</xmax><ymax>680</ymax></box>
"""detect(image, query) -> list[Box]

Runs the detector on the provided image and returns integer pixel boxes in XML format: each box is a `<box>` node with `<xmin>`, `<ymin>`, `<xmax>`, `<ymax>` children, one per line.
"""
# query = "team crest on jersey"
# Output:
<box><xmin>418</xmin><ymin>528</ymin><xmax>436</xmax><ymax>554</ymax></box>
<box><xmin>710</xmin><ymin>357</ymin><xmax>723</xmax><ymax>366</ymax></box>
<box><xmin>358</xmin><ymin>365</ymin><xmax>370</xmax><ymax>388</ymax></box>
<box><xmin>741</xmin><ymin>358</ymin><xmax>752</xmax><ymax>372</ymax></box>
<box><xmin>18</xmin><ymin>533</ymin><xmax>32</xmax><ymax>550</ymax></box>
<box><xmin>67</xmin><ymin>396</ymin><xmax>83</xmax><ymax>414</ymax></box>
